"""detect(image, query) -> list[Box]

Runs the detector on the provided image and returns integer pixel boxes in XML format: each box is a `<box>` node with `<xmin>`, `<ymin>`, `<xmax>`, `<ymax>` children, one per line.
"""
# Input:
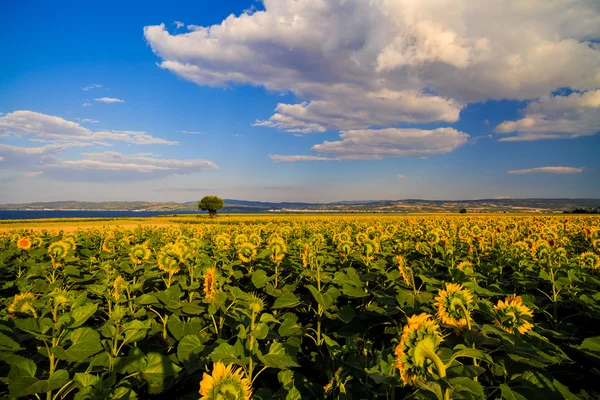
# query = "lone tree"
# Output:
<box><xmin>198</xmin><ymin>195</ymin><xmax>224</xmax><ymax>217</ymax></box>
<box><xmin>459</xmin><ymin>208</ymin><xmax>467</xmax><ymax>214</ymax></box>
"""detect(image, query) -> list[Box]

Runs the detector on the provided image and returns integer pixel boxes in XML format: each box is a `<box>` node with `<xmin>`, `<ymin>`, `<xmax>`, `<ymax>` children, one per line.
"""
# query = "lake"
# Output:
<box><xmin>0</xmin><ymin>210</ymin><xmax>201</xmax><ymax>220</ymax></box>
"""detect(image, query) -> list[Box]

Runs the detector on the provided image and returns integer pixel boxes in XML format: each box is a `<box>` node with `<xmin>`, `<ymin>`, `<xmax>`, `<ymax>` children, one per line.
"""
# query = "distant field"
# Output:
<box><xmin>0</xmin><ymin>212</ymin><xmax>571</xmax><ymax>231</ymax></box>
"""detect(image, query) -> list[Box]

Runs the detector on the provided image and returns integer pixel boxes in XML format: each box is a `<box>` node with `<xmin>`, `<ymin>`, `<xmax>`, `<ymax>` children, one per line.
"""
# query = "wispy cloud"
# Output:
<box><xmin>95</xmin><ymin>97</ymin><xmax>125</xmax><ymax>104</ymax></box>
<box><xmin>397</xmin><ymin>174</ymin><xmax>407</xmax><ymax>179</ymax></box>
<box><xmin>182</xmin><ymin>130</ymin><xmax>203</xmax><ymax>135</ymax></box>
<box><xmin>174</xmin><ymin>21</ymin><xmax>184</xmax><ymax>29</ymax></box>
<box><xmin>23</xmin><ymin>171</ymin><xmax>43</xmax><ymax>177</ymax></box>
<box><xmin>75</xmin><ymin>118</ymin><xmax>100</xmax><ymax>124</ymax></box>
<box><xmin>82</xmin><ymin>84</ymin><xmax>103</xmax><ymax>91</ymax></box>
<box><xmin>507</xmin><ymin>166</ymin><xmax>585</xmax><ymax>175</ymax></box>
<box><xmin>0</xmin><ymin>111</ymin><xmax>176</xmax><ymax>145</ymax></box>
<box><xmin>269</xmin><ymin>154</ymin><xmax>339</xmax><ymax>162</ymax></box>
<box><xmin>154</xmin><ymin>187</ymin><xmax>206</xmax><ymax>192</ymax></box>
<box><xmin>82</xmin><ymin>102</ymin><xmax>91</xmax><ymax>107</ymax></box>
<box><xmin>495</xmin><ymin>90</ymin><xmax>600</xmax><ymax>141</ymax></box>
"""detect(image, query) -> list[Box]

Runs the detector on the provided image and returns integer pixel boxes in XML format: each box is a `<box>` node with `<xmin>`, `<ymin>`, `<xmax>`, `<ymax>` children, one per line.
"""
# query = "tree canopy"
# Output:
<box><xmin>198</xmin><ymin>196</ymin><xmax>224</xmax><ymax>217</ymax></box>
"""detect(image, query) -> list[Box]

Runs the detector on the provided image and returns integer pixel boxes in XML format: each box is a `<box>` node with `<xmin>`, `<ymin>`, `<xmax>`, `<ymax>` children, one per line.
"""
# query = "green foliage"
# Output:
<box><xmin>0</xmin><ymin>215</ymin><xmax>599</xmax><ymax>398</ymax></box>
<box><xmin>197</xmin><ymin>195</ymin><xmax>225</xmax><ymax>217</ymax></box>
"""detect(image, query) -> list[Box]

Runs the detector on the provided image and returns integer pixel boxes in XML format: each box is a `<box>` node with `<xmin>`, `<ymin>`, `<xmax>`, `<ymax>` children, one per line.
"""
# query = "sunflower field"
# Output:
<box><xmin>1</xmin><ymin>215</ymin><xmax>600</xmax><ymax>399</ymax></box>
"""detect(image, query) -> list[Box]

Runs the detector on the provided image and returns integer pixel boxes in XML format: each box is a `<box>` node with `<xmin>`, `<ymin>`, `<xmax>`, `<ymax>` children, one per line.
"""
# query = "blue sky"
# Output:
<box><xmin>0</xmin><ymin>0</ymin><xmax>598</xmax><ymax>203</ymax></box>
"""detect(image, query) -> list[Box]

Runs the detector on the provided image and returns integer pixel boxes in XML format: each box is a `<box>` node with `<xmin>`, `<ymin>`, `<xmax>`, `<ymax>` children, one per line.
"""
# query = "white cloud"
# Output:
<box><xmin>0</xmin><ymin>156</ymin><xmax>4</xmax><ymax>161</ymax></box>
<box><xmin>0</xmin><ymin>146</ymin><xmax>217</xmax><ymax>181</ymax></box>
<box><xmin>0</xmin><ymin>110</ymin><xmax>177</xmax><ymax>145</ymax></box>
<box><xmin>144</xmin><ymin>0</ymin><xmax>600</xmax><ymax>138</ymax></box>
<box><xmin>311</xmin><ymin>127</ymin><xmax>469</xmax><ymax>159</ymax></box>
<box><xmin>95</xmin><ymin>97</ymin><xmax>125</xmax><ymax>104</ymax></box>
<box><xmin>253</xmin><ymin>88</ymin><xmax>460</xmax><ymax>133</ymax></box>
<box><xmin>0</xmin><ymin>111</ymin><xmax>92</xmax><ymax>141</ymax></box>
<box><xmin>82</xmin><ymin>84</ymin><xmax>103</xmax><ymax>91</ymax></box>
<box><xmin>83</xmin><ymin>102</ymin><xmax>91</xmax><ymax>107</ymax></box>
<box><xmin>506</xmin><ymin>166</ymin><xmax>585</xmax><ymax>174</ymax></box>
<box><xmin>397</xmin><ymin>174</ymin><xmax>407</xmax><ymax>179</ymax></box>
<box><xmin>174</xmin><ymin>21</ymin><xmax>184</xmax><ymax>29</ymax></box>
<box><xmin>23</xmin><ymin>171</ymin><xmax>43</xmax><ymax>178</ymax></box>
<box><xmin>269</xmin><ymin>154</ymin><xmax>339</xmax><ymax>162</ymax></box>
<box><xmin>182</xmin><ymin>130</ymin><xmax>204</xmax><ymax>135</ymax></box>
<box><xmin>92</xmin><ymin>130</ymin><xmax>178</xmax><ymax>145</ymax></box>
<box><xmin>495</xmin><ymin>89</ymin><xmax>600</xmax><ymax>141</ymax></box>
<box><xmin>76</xmin><ymin>118</ymin><xmax>100</xmax><ymax>124</ymax></box>
<box><xmin>53</xmin><ymin>151</ymin><xmax>218</xmax><ymax>178</ymax></box>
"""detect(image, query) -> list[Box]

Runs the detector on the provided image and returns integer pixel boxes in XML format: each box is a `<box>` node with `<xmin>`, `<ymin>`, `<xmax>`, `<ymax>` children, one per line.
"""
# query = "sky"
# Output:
<box><xmin>0</xmin><ymin>0</ymin><xmax>599</xmax><ymax>203</ymax></box>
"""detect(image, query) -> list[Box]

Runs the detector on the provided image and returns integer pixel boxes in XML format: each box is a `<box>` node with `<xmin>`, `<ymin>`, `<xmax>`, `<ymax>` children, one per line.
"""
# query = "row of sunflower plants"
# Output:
<box><xmin>0</xmin><ymin>215</ymin><xmax>599</xmax><ymax>399</ymax></box>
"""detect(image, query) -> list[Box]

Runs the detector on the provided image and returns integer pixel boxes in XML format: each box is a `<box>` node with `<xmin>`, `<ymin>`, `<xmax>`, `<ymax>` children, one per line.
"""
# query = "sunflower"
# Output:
<box><xmin>102</xmin><ymin>235</ymin><xmax>117</xmax><ymax>253</ymax></box>
<box><xmin>51</xmin><ymin>289</ymin><xmax>71</xmax><ymax>306</ymax></box>
<box><xmin>214</xmin><ymin>234</ymin><xmax>230</xmax><ymax>251</ymax></box>
<box><xmin>553</xmin><ymin>247</ymin><xmax>569</xmax><ymax>265</ymax></box>
<box><xmin>199</xmin><ymin>361</ymin><xmax>252</xmax><ymax>400</ymax></box>
<box><xmin>8</xmin><ymin>293</ymin><xmax>36</xmax><ymax>316</ymax></box>
<box><xmin>157</xmin><ymin>244</ymin><xmax>181</xmax><ymax>274</ymax></box>
<box><xmin>48</xmin><ymin>241</ymin><xmax>69</xmax><ymax>260</ymax></box>
<box><xmin>396</xmin><ymin>255</ymin><xmax>412</xmax><ymax>286</ymax></box>
<box><xmin>395</xmin><ymin>313</ymin><xmax>443</xmax><ymax>386</ymax></box>
<box><xmin>455</xmin><ymin>261</ymin><xmax>473</xmax><ymax>273</ymax></box>
<box><xmin>113</xmin><ymin>275</ymin><xmax>128</xmax><ymax>301</ymax></box>
<box><xmin>248</xmin><ymin>233</ymin><xmax>262</xmax><ymax>247</ymax></box>
<box><xmin>203</xmin><ymin>267</ymin><xmax>217</xmax><ymax>301</ymax></box>
<box><xmin>233</xmin><ymin>234</ymin><xmax>248</xmax><ymax>246</ymax></box>
<box><xmin>592</xmin><ymin>239</ymin><xmax>600</xmax><ymax>253</ymax></box>
<box><xmin>425</xmin><ymin>231</ymin><xmax>440</xmax><ymax>245</ymax></box>
<box><xmin>361</xmin><ymin>239</ymin><xmax>378</xmax><ymax>262</ymax></box>
<box><xmin>17</xmin><ymin>237</ymin><xmax>32</xmax><ymax>250</ymax></box>
<box><xmin>434</xmin><ymin>283</ymin><xmax>473</xmax><ymax>329</ymax></box>
<box><xmin>237</xmin><ymin>242</ymin><xmax>257</xmax><ymax>263</ymax></box>
<box><xmin>493</xmin><ymin>295</ymin><xmax>534</xmax><ymax>335</ymax></box>
<box><xmin>63</xmin><ymin>235</ymin><xmax>77</xmax><ymax>251</ymax></box>
<box><xmin>269</xmin><ymin>240</ymin><xmax>286</xmax><ymax>264</ymax></box>
<box><xmin>130</xmin><ymin>243</ymin><xmax>151</xmax><ymax>265</ymax></box>
<box><xmin>531</xmin><ymin>240</ymin><xmax>552</xmax><ymax>262</ymax></box>
<box><xmin>580</xmin><ymin>252</ymin><xmax>600</xmax><ymax>270</ymax></box>
<box><xmin>246</xmin><ymin>293</ymin><xmax>266</xmax><ymax>314</ymax></box>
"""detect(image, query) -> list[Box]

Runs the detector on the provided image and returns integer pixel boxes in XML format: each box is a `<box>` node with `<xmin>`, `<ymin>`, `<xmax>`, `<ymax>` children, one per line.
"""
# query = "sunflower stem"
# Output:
<box><xmin>421</xmin><ymin>347</ymin><xmax>449</xmax><ymax>400</ymax></box>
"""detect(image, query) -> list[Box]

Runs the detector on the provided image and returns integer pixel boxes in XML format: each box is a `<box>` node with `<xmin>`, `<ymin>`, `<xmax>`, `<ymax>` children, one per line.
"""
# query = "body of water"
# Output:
<box><xmin>0</xmin><ymin>210</ymin><xmax>202</xmax><ymax>220</ymax></box>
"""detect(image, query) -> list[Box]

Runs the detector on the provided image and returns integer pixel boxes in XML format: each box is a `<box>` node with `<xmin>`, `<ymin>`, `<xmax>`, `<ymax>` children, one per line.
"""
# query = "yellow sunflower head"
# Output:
<box><xmin>17</xmin><ymin>237</ymin><xmax>32</xmax><ymax>250</ymax></box>
<box><xmin>233</xmin><ymin>234</ymin><xmax>248</xmax><ymax>246</ymax></box>
<box><xmin>8</xmin><ymin>293</ymin><xmax>36</xmax><ymax>316</ymax></box>
<box><xmin>248</xmin><ymin>233</ymin><xmax>262</xmax><ymax>247</ymax></box>
<box><xmin>157</xmin><ymin>244</ymin><xmax>181</xmax><ymax>274</ymax></box>
<box><xmin>394</xmin><ymin>313</ymin><xmax>443</xmax><ymax>386</ymax></box>
<box><xmin>425</xmin><ymin>231</ymin><xmax>440</xmax><ymax>245</ymax></box>
<box><xmin>102</xmin><ymin>235</ymin><xmax>117</xmax><ymax>253</ymax></box>
<box><xmin>62</xmin><ymin>235</ymin><xmax>77</xmax><ymax>251</ymax></box>
<box><xmin>269</xmin><ymin>240</ymin><xmax>286</xmax><ymax>264</ymax></box>
<box><xmin>237</xmin><ymin>242</ymin><xmax>257</xmax><ymax>263</ymax></box>
<box><xmin>130</xmin><ymin>243</ymin><xmax>151</xmax><ymax>265</ymax></box>
<box><xmin>203</xmin><ymin>267</ymin><xmax>217</xmax><ymax>302</ymax></box>
<box><xmin>580</xmin><ymin>252</ymin><xmax>600</xmax><ymax>270</ymax></box>
<box><xmin>434</xmin><ymin>283</ymin><xmax>473</xmax><ymax>328</ymax></box>
<box><xmin>48</xmin><ymin>241</ymin><xmax>69</xmax><ymax>260</ymax></box>
<box><xmin>338</xmin><ymin>241</ymin><xmax>353</xmax><ymax>257</ymax></box>
<box><xmin>455</xmin><ymin>261</ymin><xmax>474</xmax><ymax>273</ymax></box>
<box><xmin>199</xmin><ymin>361</ymin><xmax>252</xmax><ymax>400</ymax></box>
<box><xmin>214</xmin><ymin>234</ymin><xmax>231</xmax><ymax>251</ymax></box>
<box><xmin>553</xmin><ymin>247</ymin><xmax>569</xmax><ymax>265</ymax></box>
<box><xmin>493</xmin><ymin>295</ymin><xmax>534</xmax><ymax>335</ymax></box>
<box><xmin>592</xmin><ymin>239</ymin><xmax>600</xmax><ymax>253</ymax></box>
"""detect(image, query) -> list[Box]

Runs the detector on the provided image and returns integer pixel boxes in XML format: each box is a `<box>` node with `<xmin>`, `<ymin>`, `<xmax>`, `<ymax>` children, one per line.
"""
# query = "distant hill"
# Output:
<box><xmin>0</xmin><ymin>198</ymin><xmax>598</xmax><ymax>213</ymax></box>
